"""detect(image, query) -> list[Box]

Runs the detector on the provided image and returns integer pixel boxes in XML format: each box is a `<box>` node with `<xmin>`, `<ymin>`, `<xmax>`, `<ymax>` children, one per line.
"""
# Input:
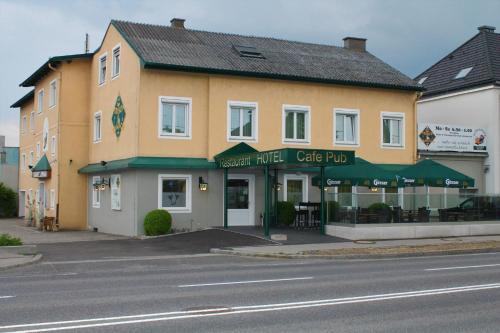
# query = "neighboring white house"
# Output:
<box><xmin>416</xmin><ymin>25</ymin><xmax>500</xmax><ymax>194</ymax></box>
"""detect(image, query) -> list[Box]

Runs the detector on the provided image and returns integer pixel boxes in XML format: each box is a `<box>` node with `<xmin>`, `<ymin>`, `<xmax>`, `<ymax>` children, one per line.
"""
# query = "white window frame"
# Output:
<box><xmin>21</xmin><ymin>116</ymin><xmax>27</xmax><ymax>134</ymax></box>
<box><xmin>158</xmin><ymin>174</ymin><xmax>192</xmax><ymax>213</ymax></box>
<box><xmin>21</xmin><ymin>153</ymin><xmax>26</xmax><ymax>171</ymax></box>
<box><xmin>283</xmin><ymin>174</ymin><xmax>309</xmax><ymax>203</ymax></box>
<box><xmin>50</xmin><ymin>189</ymin><xmax>55</xmax><ymax>209</ymax></box>
<box><xmin>30</xmin><ymin>111</ymin><xmax>35</xmax><ymax>132</ymax></box>
<box><xmin>98</xmin><ymin>53</ymin><xmax>107</xmax><ymax>86</ymax></box>
<box><xmin>37</xmin><ymin>89</ymin><xmax>44</xmax><ymax>114</ymax></box>
<box><xmin>227</xmin><ymin>101</ymin><xmax>258</xmax><ymax>142</ymax></box>
<box><xmin>380</xmin><ymin>111</ymin><xmax>405</xmax><ymax>149</ymax></box>
<box><xmin>157</xmin><ymin>96</ymin><xmax>192</xmax><ymax>139</ymax></box>
<box><xmin>92</xmin><ymin>176</ymin><xmax>101</xmax><ymax>208</ymax></box>
<box><xmin>282</xmin><ymin>104</ymin><xmax>311</xmax><ymax>144</ymax></box>
<box><xmin>36</xmin><ymin>142</ymin><xmax>40</xmax><ymax>158</ymax></box>
<box><xmin>49</xmin><ymin>79</ymin><xmax>57</xmax><ymax>108</ymax></box>
<box><xmin>112</xmin><ymin>44</ymin><xmax>121</xmax><ymax>79</ymax></box>
<box><xmin>51</xmin><ymin>136</ymin><xmax>56</xmax><ymax>156</ymax></box>
<box><xmin>29</xmin><ymin>151</ymin><xmax>34</xmax><ymax>166</ymax></box>
<box><xmin>93</xmin><ymin>111</ymin><xmax>102</xmax><ymax>143</ymax></box>
<box><xmin>333</xmin><ymin>108</ymin><xmax>360</xmax><ymax>146</ymax></box>
<box><xmin>455</xmin><ymin>67</ymin><xmax>473</xmax><ymax>79</ymax></box>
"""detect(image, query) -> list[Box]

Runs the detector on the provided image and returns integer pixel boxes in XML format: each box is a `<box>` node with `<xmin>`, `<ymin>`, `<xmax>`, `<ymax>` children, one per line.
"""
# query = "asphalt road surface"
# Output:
<box><xmin>1</xmin><ymin>250</ymin><xmax>500</xmax><ymax>332</ymax></box>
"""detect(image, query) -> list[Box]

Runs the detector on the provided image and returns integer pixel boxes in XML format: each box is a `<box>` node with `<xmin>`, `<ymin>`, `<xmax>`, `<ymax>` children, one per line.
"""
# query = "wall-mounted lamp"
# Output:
<box><xmin>93</xmin><ymin>177</ymin><xmax>110</xmax><ymax>191</ymax></box>
<box><xmin>28</xmin><ymin>165</ymin><xmax>33</xmax><ymax>170</ymax></box>
<box><xmin>100</xmin><ymin>160</ymin><xmax>107</xmax><ymax>166</ymax></box>
<box><xmin>370</xmin><ymin>187</ymin><xmax>379</xmax><ymax>192</ymax></box>
<box><xmin>273</xmin><ymin>182</ymin><xmax>282</xmax><ymax>191</ymax></box>
<box><xmin>198</xmin><ymin>177</ymin><xmax>208</xmax><ymax>191</ymax></box>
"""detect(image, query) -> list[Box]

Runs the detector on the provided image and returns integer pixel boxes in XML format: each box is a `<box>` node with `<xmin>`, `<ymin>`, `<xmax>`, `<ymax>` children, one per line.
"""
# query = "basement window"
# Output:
<box><xmin>454</xmin><ymin>67</ymin><xmax>473</xmax><ymax>79</ymax></box>
<box><xmin>233</xmin><ymin>45</ymin><xmax>265</xmax><ymax>59</ymax></box>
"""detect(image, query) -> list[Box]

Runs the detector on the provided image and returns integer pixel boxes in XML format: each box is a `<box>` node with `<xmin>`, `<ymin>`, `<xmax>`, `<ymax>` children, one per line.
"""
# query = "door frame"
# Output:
<box><xmin>224</xmin><ymin>174</ymin><xmax>256</xmax><ymax>226</ymax></box>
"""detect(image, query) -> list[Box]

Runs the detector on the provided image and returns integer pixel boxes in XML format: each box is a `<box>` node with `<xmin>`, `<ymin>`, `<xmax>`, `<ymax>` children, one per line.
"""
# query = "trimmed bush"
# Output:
<box><xmin>0</xmin><ymin>234</ymin><xmax>22</xmax><ymax>246</ymax></box>
<box><xmin>277</xmin><ymin>201</ymin><xmax>296</xmax><ymax>226</ymax></box>
<box><xmin>326</xmin><ymin>201</ymin><xmax>340</xmax><ymax>222</ymax></box>
<box><xmin>368</xmin><ymin>202</ymin><xmax>391</xmax><ymax>212</ymax></box>
<box><xmin>0</xmin><ymin>183</ymin><xmax>17</xmax><ymax>218</ymax></box>
<box><xmin>368</xmin><ymin>202</ymin><xmax>392</xmax><ymax>223</ymax></box>
<box><xmin>144</xmin><ymin>209</ymin><xmax>172</xmax><ymax>236</ymax></box>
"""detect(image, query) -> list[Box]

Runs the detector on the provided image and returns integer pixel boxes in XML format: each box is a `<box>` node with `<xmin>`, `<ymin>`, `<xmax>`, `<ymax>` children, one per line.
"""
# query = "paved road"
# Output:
<box><xmin>1</xmin><ymin>250</ymin><xmax>500</xmax><ymax>332</ymax></box>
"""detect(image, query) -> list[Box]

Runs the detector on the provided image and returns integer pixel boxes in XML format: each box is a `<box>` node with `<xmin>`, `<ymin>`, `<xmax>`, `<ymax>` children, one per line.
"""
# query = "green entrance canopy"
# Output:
<box><xmin>32</xmin><ymin>154</ymin><xmax>51</xmax><ymax>172</ymax></box>
<box><xmin>311</xmin><ymin>157</ymin><xmax>402</xmax><ymax>188</ymax></box>
<box><xmin>396</xmin><ymin>159</ymin><xmax>475</xmax><ymax>188</ymax></box>
<box><xmin>215</xmin><ymin>144</ymin><xmax>355</xmax><ymax>169</ymax></box>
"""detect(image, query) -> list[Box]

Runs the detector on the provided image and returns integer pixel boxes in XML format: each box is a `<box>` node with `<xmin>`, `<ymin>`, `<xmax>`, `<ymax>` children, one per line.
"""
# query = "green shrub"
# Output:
<box><xmin>277</xmin><ymin>201</ymin><xmax>296</xmax><ymax>226</ymax></box>
<box><xmin>0</xmin><ymin>234</ymin><xmax>22</xmax><ymax>246</ymax></box>
<box><xmin>0</xmin><ymin>183</ymin><xmax>17</xmax><ymax>218</ymax></box>
<box><xmin>326</xmin><ymin>201</ymin><xmax>340</xmax><ymax>222</ymax></box>
<box><xmin>144</xmin><ymin>209</ymin><xmax>172</xmax><ymax>236</ymax></box>
<box><xmin>368</xmin><ymin>202</ymin><xmax>391</xmax><ymax>212</ymax></box>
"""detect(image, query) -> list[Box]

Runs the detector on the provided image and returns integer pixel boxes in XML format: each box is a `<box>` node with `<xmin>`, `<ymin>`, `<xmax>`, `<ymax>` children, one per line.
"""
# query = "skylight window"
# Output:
<box><xmin>454</xmin><ymin>67</ymin><xmax>473</xmax><ymax>79</ymax></box>
<box><xmin>417</xmin><ymin>76</ymin><xmax>428</xmax><ymax>85</ymax></box>
<box><xmin>233</xmin><ymin>45</ymin><xmax>265</xmax><ymax>59</ymax></box>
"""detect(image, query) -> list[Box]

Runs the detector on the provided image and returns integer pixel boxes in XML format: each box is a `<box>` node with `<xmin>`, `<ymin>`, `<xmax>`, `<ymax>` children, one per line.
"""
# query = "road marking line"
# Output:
<box><xmin>0</xmin><ymin>273</ymin><xmax>77</xmax><ymax>279</ymax></box>
<box><xmin>0</xmin><ymin>296</ymin><xmax>14</xmax><ymax>299</ymax></box>
<box><xmin>425</xmin><ymin>263</ymin><xmax>500</xmax><ymax>271</ymax></box>
<box><xmin>178</xmin><ymin>276</ymin><xmax>314</xmax><ymax>288</ymax></box>
<box><xmin>41</xmin><ymin>254</ymin><xmax>217</xmax><ymax>265</ymax></box>
<box><xmin>3</xmin><ymin>282</ymin><xmax>500</xmax><ymax>332</ymax></box>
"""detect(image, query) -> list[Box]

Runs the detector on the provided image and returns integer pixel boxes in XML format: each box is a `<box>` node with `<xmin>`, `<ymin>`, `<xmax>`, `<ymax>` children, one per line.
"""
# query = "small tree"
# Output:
<box><xmin>144</xmin><ymin>209</ymin><xmax>172</xmax><ymax>236</ymax></box>
<box><xmin>0</xmin><ymin>183</ymin><xmax>17</xmax><ymax>218</ymax></box>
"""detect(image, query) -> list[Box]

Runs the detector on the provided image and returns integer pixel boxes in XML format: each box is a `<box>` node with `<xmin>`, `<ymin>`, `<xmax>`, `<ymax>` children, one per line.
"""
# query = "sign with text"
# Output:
<box><xmin>418</xmin><ymin>123</ymin><xmax>487</xmax><ymax>153</ymax></box>
<box><xmin>216</xmin><ymin>148</ymin><xmax>355</xmax><ymax>169</ymax></box>
<box><xmin>32</xmin><ymin>170</ymin><xmax>50</xmax><ymax>179</ymax></box>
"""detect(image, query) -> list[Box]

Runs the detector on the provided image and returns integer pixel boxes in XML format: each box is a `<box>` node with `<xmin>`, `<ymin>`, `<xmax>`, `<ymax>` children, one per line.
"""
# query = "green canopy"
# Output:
<box><xmin>397</xmin><ymin>159</ymin><xmax>475</xmax><ymax>188</ymax></box>
<box><xmin>312</xmin><ymin>157</ymin><xmax>402</xmax><ymax>188</ymax></box>
<box><xmin>32</xmin><ymin>154</ymin><xmax>51</xmax><ymax>172</ymax></box>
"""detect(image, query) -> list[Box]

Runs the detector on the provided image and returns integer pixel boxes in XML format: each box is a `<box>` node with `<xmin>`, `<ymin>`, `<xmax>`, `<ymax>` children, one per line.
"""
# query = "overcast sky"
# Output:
<box><xmin>1</xmin><ymin>0</ymin><xmax>499</xmax><ymax>146</ymax></box>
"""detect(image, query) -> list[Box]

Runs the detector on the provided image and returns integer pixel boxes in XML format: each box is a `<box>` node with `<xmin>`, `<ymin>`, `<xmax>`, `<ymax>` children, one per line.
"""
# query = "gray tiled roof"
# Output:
<box><xmin>416</xmin><ymin>28</ymin><xmax>500</xmax><ymax>97</ymax></box>
<box><xmin>111</xmin><ymin>20</ymin><xmax>420</xmax><ymax>91</ymax></box>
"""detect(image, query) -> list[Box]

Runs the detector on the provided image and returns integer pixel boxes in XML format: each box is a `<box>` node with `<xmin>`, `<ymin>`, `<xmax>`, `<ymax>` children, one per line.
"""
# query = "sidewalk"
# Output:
<box><xmin>210</xmin><ymin>235</ymin><xmax>500</xmax><ymax>258</ymax></box>
<box><xmin>0</xmin><ymin>218</ymin><xmax>126</xmax><ymax>244</ymax></box>
<box><xmin>0</xmin><ymin>246</ymin><xmax>42</xmax><ymax>270</ymax></box>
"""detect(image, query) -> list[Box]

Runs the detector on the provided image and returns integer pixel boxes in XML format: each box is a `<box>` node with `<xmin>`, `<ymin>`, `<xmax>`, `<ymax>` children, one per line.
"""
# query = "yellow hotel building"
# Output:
<box><xmin>11</xmin><ymin>18</ymin><xmax>421</xmax><ymax>236</ymax></box>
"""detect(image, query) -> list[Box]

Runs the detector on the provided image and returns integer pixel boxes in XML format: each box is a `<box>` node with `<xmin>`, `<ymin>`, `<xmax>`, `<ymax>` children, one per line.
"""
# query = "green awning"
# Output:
<box><xmin>214</xmin><ymin>142</ymin><xmax>258</xmax><ymax>159</ymax></box>
<box><xmin>32</xmin><ymin>155</ymin><xmax>51</xmax><ymax>172</ymax></box>
<box><xmin>79</xmin><ymin>156</ymin><xmax>216</xmax><ymax>174</ymax></box>
<box><xmin>311</xmin><ymin>157</ymin><xmax>402</xmax><ymax>188</ymax></box>
<box><xmin>397</xmin><ymin>159</ymin><xmax>475</xmax><ymax>188</ymax></box>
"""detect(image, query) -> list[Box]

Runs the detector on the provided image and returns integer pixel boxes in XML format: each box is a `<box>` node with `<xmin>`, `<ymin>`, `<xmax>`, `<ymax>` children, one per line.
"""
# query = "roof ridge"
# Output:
<box><xmin>111</xmin><ymin>19</ymin><xmax>349</xmax><ymax>51</ymax></box>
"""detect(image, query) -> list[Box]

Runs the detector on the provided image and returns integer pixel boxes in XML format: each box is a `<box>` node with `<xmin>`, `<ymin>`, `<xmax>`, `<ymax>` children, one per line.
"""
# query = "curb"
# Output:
<box><xmin>0</xmin><ymin>254</ymin><xmax>43</xmax><ymax>271</ymax></box>
<box><xmin>210</xmin><ymin>247</ymin><xmax>500</xmax><ymax>260</ymax></box>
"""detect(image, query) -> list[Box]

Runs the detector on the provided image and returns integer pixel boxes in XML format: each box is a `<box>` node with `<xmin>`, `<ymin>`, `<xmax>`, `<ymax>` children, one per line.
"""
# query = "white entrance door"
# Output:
<box><xmin>227</xmin><ymin>174</ymin><xmax>255</xmax><ymax>226</ymax></box>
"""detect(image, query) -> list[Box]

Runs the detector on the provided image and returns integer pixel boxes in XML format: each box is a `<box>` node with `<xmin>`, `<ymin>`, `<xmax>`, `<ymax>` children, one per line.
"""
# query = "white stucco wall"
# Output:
<box><xmin>417</xmin><ymin>87</ymin><xmax>500</xmax><ymax>193</ymax></box>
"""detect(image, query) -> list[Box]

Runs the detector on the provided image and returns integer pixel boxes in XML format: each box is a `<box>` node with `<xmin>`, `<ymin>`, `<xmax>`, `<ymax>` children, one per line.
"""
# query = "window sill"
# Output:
<box><xmin>159</xmin><ymin>207</ymin><xmax>192</xmax><ymax>214</ymax></box>
<box><xmin>228</xmin><ymin>137</ymin><xmax>257</xmax><ymax>143</ymax></box>
<box><xmin>93</xmin><ymin>140</ymin><xmax>102</xmax><ymax>144</ymax></box>
<box><xmin>98</xmin><ymin>82</ymin><xmax>106</xmax><ymax>87</ymax></box>
<box><xmin>334</xmin><ymin>141</ymin><xmax>359</xmax><ymax>147</ymax></box>
<box><xmin>158</xmin><ymin>134</ymin><xmax>192</xmax><ymax>140</ymax></box>
<box><xmin>381</xmin><ymin>144</ymin><xmax>405</xmax><ymax>149</ymax></box>
<box><xmin>283</xmin><ymin>139</ymin><xmax>310</xmax><ymax>145</ymax></box>
<box><xmin>92</xmin><ymin>205</ymin><xmax>100</xmax><ymax>209</ymax></box>
<box><xmin>48</xmin><ymin>105</ymin><xmax>56</xmax><ymax>110</ymax></box>
<box><xmin>112</xmin><ymin>74</ymin><xmax>120</xmax><ymax>80</ymax></box>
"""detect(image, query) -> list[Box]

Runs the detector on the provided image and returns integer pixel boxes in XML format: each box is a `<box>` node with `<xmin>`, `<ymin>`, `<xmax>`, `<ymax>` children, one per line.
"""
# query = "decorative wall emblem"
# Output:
<box><xmin>418</xmin><ymin>126</ymin><xmax>436</xmax><ymax>147</ymax></box>
<box><xmin>112</xmin><ymin>95</ymin><xmax>126</xmax><ymax>138</ymax></box>
<box><xmin>42</xmin><ymin>118</ymin><xmax>49</xmax><ymax>152</ymax></box>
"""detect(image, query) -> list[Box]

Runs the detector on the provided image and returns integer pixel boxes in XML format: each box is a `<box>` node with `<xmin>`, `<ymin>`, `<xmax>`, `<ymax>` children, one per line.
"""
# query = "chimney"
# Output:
<box><xmin>343</xmin><ymin>37</ymin><xmax>367</xmax><ymax>52</ymax></box>
<box><xmin>170</xmin><ymin>18</ymin><xmax>185</xmax><ymax>29</ymax></box>
<box><xmin>478</xmin><ymin>25</ymin><xmax>496</xmax><ymax>33</ymax></box>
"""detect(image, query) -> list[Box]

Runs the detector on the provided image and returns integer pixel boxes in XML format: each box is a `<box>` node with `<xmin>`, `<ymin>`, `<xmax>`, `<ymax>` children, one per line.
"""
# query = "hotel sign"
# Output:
<box><xmin>32</xmin><ymin>170</ymin><xmax>50</xmax><ymax>179</ymax></box>
<box><xmin>418</xmin><ymin>123</ymin><xmax>487</xmax><ymax>153</ymax></box>
<box><xmin>216</xmin><ymin>148</ymin><xmax>355</xmax><ymax>168</ymax></box>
